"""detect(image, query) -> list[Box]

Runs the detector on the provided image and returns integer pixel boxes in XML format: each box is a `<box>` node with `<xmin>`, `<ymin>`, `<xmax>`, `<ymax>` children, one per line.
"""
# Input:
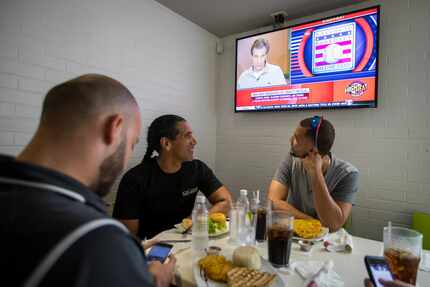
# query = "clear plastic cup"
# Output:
<box><xmin>383</xmin><ymin>226</ymin><xmax>422</xmax><ymax>285</ymax></box>
<box><xmin>267</xmin><ymin>211</ymin><xmax>294</xmax><ymax>268</ymax></box>
<box><xmin>228</xmin><ymin>203</ymin><xmax>239</xmax><ymax>244</ymax></box>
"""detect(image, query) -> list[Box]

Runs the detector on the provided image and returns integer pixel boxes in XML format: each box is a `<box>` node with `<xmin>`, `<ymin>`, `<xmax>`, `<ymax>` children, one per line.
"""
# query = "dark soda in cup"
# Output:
<box><xmin>255</xmin><ymin>207</ymin><xmax>267</xmax><ymax>242</ymax></box>
<box><xmin>383</xmin><ymin>226</ymin><xmax>422</xmax><ymax>286</ymax></box>
<box><xmin>384</xmin><ymin>248</ymin><xmax>420</xmax><ymax>285</ymax></box>
<box><xmin>267</xmin><ymin>212</ymin><xmax>294</xmax><ymax>268</ymax></box>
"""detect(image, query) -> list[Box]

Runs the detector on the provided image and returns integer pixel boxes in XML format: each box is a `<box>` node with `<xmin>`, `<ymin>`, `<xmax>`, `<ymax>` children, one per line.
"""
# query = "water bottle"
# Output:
<box><xmin>192</xmin><ymin>193</ymin><xmax>209</xmax><ymax>257</ymax></box>
<box><xmin>237</xmin><ymin>189</ymin><xmax>250</xmax><ymax>245</ymax></box>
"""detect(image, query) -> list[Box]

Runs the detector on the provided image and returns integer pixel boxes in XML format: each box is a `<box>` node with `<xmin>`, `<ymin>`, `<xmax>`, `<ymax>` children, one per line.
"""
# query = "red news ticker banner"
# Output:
<box><xmin>236</xmin><ymin>77</ymin><xmax>375</xmax><ymax>108</ymax></box>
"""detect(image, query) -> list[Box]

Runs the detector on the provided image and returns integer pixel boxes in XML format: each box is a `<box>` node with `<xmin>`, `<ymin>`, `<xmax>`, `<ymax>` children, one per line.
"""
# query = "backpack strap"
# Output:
<box><xmin>23</xmin><ymin>218</ymin><xmax>128</xmax><ymax>287</ymax></box>
<box><xmin>0</xmin><ymin>177</ymin><xmax>85</xmax><ymax>203</ymax></box>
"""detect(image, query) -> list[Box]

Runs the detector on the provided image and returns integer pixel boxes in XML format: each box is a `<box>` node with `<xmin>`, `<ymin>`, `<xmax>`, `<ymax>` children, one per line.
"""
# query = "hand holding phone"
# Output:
<box><xmin>147</xmin><ymin>242</ymin><xmax>173</xmax><ymax>263</ymax></box>
<box><xmin>365</xmin><ymin>256</ymin><xmax>394</xmax><ymax>287</ymax></box>
<box><xmin>148</xmin><ymin>255</ymin><xmax>177</xmax><ymax>287</ymax></box>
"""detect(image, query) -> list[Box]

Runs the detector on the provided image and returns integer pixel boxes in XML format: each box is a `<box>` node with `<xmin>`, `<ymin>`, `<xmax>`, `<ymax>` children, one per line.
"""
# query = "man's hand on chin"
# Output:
<box><xmin>302</xmin><ymin>149</ymin><xmax>323</xmax><ymax>178</ymax></box>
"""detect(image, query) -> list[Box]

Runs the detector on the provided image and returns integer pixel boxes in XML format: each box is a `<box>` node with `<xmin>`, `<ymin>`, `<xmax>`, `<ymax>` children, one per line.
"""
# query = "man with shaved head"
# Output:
<box><xmin>0</xmin><ymin>74</ymin><xmax>175</xmax><ymax>287</ymax></box>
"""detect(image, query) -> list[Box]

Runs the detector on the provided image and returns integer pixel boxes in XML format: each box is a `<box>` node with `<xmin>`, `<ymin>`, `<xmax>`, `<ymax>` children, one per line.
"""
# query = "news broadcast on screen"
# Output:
<box><xmin>235</xmin><ymin>7</ymin><xmax>379</xmax><ymax>112</ymax></box>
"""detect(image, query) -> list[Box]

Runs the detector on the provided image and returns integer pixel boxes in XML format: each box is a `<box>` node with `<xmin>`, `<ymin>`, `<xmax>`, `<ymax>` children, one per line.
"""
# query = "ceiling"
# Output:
<box><xmin>154</xmin><ymin>0</ymin><xmax>367</xmax><ymax>37</ymax></box>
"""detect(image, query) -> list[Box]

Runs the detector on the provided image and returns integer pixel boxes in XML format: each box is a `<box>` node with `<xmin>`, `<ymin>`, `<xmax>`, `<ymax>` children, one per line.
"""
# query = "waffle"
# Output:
<box><xmin>227</xmin><ymin>267</ymin><xmax>277</xmax><ymax>287</ymax></box>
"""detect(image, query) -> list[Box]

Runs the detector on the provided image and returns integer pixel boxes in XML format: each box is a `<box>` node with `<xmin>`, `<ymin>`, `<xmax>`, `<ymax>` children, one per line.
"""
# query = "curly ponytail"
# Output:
<box><xmin>142</xmin><ymin>114</ymin><xmax>186</xmax><ymax>163</ymax></box>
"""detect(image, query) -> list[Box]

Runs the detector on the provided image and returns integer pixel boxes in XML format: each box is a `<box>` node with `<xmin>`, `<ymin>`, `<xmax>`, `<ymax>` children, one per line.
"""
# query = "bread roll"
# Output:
<box><xmin>181</xmin><ymin>218</ymin><xmax>192</xmax><ymax>230</ymax></box>
<box><xmin>232</xmin><ymin>246</ymin><xmax>261</xmax><ymax>269</ymax></box>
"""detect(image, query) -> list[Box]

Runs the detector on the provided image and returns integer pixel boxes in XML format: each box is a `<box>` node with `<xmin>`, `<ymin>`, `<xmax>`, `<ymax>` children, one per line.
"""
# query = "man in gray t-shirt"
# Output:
<box><xmin>268</xmin><ymin>116</ymin><xmax>359</xmax><ymax>231</ymax></box>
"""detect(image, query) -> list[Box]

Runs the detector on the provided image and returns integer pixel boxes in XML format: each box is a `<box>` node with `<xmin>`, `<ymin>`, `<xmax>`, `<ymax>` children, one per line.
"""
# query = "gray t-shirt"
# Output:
<box><xmin>273</xmin><ymin>153</ymin><xmax>359</xmax><ymax>218</ymax></box>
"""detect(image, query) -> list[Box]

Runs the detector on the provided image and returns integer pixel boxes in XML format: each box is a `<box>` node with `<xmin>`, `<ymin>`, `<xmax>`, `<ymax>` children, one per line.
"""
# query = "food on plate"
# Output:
<box><xmin>209</xmin><ymin>212</ymin><xmax>226</xmax><ymax>223</ymax></box>
<box><xmin>180</xmin><ymin>212</ymin><xmax>227</xmax><ymax>235</ymax></box>
<box><xmin>232</xmin><ymin>246</ymin><xmax>261</xmax><ymax>269</ymax></box>
<box><xmin>181</xmin><ymin>218</ymin><xmax>192</xmax><ymax>230</ymax></box>
<box><xmin>293</xmin><ymin>219</ymin><xmax>322</xmax><ymax>239</ymax></box>
<box><xmin>227</xmin><ymin>267</ymin><xmax>277</xmax><ymax>287</ymax></box>
<box><xmin>208</xmin><ymin>212</ymin><xmax>227</xmax><ymax>234</ymax></box>
<box><xmin>198</xmin><ymin>254</ymin><xmax>233</xmax><ymax>282</ymax></box>
<box><xmin>198</xmin><ymin>248</ymin><xmax>276</xmax><ymax>286</ymax></box>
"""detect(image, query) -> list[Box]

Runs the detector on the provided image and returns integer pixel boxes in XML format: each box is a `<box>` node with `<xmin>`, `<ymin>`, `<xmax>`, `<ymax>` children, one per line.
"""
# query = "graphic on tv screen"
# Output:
<box><xmin>311</xmin><ymin>22</ymin><xmax>356</xmax><ymax>74</ymax></box>
<box><xmin>235</xmin><ymin>7</ymin><xmax>379</xmax><ymax>112</ymax></box>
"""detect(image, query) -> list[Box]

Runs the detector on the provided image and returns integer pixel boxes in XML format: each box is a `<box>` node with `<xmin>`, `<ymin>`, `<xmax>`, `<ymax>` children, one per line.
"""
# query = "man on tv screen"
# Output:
<box><xmin>237</xmin><ymin>38</ymin><xmax>287</xmax><ymax>90</ymax></box>
<box><xmin>267</xmin><ymin>116</ymin><xmax>359</xmax><ymax>232</ymax></box>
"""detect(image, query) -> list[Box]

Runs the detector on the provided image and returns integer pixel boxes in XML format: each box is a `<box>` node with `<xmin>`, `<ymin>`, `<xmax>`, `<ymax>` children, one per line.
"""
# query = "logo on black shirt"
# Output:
<box><xmin>182</xmin><ymin>187</ymin><xmax>198</xmax><ymax>197</ymax></box>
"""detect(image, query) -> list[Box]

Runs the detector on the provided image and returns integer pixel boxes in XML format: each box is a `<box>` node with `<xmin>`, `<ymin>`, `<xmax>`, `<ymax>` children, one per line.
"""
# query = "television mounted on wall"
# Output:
<box><xmin>235</xmin><ymin>6</ymin><xmax>380</xmax><ymax>112</ymax></box>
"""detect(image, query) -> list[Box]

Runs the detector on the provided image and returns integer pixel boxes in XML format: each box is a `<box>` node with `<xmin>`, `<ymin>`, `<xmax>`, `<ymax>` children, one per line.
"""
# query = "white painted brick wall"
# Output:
<box><xmin>0</xmin><ymin>73</ymin><xmax>18</xmax><ymax>89</ymax></box>
<box><xmin>18</xmin><ymin>78</ymin><xmax>53</xmax><ymax>94</ymax></box>
<box><xmin>15</xmin><ymin>104</ymin><xmax>41</xmax><ymax>119</ymax></box>
<box><xmin>0</xmin><ymin>88</ymin><xmax>44</xmax><ymax>106</ymax></box>
<box><xmin>14</xmin><ymin>132</ymin><xmax>32</xmax><ymax>146</ymax></box>
<box><xmin>45</xmin><ymin>70</ymin><xmax>76</xmax><ymax>85</ymax></box>
<box><xmin>0</xmin><ymin>58</ymin><xmax>45</xmax><ymax>80</ymax></box>
<box><xmin>0</xmin><ymin>42</ymin><xmax>19</xmax><ymax>59</ymax></box>
<box><xmin>0</xmin><ymin>132</ymin><xmax>14</xmax><ymax>145</ymax></box>
<box><xmin>216</xmin><ymin>0</ymin><xmax>430</xmax><ymax>241</ymax></box>
<box><xmin>0</xmin><ymin>117</ymin><xmax>38</xmax><ymax>132</ymax></box>
<box><xmin>20</xmin><ymin>50</ymin><xmax>67</xmax><ymax>72</ymax></box>
<box><xmin>0</xmin><ymin>102</ymin><xmax>15</xmax><ymax>117</ymax></box>
<box><xmin>0</xmin><ymin>0</ymin><xmax>219</xmax><ymax>209</ymax></box>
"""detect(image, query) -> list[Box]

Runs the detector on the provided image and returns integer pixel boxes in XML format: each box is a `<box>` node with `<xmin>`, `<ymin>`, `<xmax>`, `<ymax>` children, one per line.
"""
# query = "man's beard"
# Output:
<box><xmin>290</xmin><ymin>150</ymin><xmax>299</xmax><ymax>158</ymax></box>
<box><xmin>289</xmin><ymin>148</ymin><xmax>307</xmax><ymax>159</ymax></box>
<box><xmin>92</xmin><ymin>139</ymin><xmax>126</xmax><ymax>198</ymax></box>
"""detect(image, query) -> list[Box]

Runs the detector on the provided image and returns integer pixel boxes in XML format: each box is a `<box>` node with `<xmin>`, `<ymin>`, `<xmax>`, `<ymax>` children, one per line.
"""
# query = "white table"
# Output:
<box><xmin>156</xmin><ymin>229</ymin><xmax>429</xmax><ymax>287</ymax></box>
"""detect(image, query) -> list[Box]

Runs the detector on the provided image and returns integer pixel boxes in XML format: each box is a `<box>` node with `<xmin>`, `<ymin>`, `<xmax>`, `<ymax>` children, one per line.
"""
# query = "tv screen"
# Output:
<box><xmin>235</xmin><ymin>6</ymin><xmax>379</xmax><ymax>112</ymax></box>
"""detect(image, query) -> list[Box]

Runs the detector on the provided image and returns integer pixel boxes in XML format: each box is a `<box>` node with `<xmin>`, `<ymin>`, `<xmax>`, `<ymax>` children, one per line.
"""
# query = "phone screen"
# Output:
<box><xmin>147</xmin><ymin>243</ymin><xmax>173</xmax><ymax>263</ymax></box>
<box><xmin>365</xmin><ymin>257</ymin><xmax>394</xmax><ymax>287</ymax></box>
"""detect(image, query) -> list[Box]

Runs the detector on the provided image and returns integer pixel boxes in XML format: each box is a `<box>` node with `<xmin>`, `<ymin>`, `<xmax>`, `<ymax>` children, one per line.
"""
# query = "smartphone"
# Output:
<box><xmin>147</xmin><ymin>243</ymin><xmax>173</xmax><ymax>263</ymax></box>
<box><xmin>364</xmin><ymin>256</ymin><xmax>394</xmax><ymax>287</ymax></box>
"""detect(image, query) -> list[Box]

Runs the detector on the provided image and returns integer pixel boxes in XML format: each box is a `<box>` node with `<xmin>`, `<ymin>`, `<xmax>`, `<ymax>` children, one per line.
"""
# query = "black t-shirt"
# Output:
<box><xmin>113</xmin><ymin>158</ymin><xmax>223</xmax><ymax>239</ymax></box>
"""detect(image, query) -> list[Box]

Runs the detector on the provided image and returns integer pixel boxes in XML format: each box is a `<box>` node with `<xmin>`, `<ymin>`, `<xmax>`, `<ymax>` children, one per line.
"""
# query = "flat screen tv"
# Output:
<box><xmin>235</xmin><ymin>6</ymin><xmax>379</xmax><ymax>112</ymax></box>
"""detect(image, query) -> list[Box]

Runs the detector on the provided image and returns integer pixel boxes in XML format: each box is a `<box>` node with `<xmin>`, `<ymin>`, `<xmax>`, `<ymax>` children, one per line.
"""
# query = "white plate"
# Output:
<box><xmin>293</xmin><ymin>226</ymin><xmax>329</xmax><ymax>242</ymax></box>
<box><xmin>193</xmin><ymin>256</ymin><xmax>284</xmax><ymax>287</ymax></box>
<box><xmin>174</xmin><ymin>222</ymin><xmax>229</xmax><ymax>238</ymax></box>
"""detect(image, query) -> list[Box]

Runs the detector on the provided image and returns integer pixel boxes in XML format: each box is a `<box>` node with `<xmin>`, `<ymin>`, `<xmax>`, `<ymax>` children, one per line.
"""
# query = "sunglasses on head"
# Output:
<box><xmin>310</xmin><ymin>116</ymin><xmax>323</xmax><ymax>149</ymax></box>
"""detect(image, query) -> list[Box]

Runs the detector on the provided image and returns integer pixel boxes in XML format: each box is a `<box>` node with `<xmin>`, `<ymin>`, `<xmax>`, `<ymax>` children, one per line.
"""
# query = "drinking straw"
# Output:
<box><xmin>388</xmin><ymin>221</ymin><xmax>392</xmax><ymax>243</ymax></box>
